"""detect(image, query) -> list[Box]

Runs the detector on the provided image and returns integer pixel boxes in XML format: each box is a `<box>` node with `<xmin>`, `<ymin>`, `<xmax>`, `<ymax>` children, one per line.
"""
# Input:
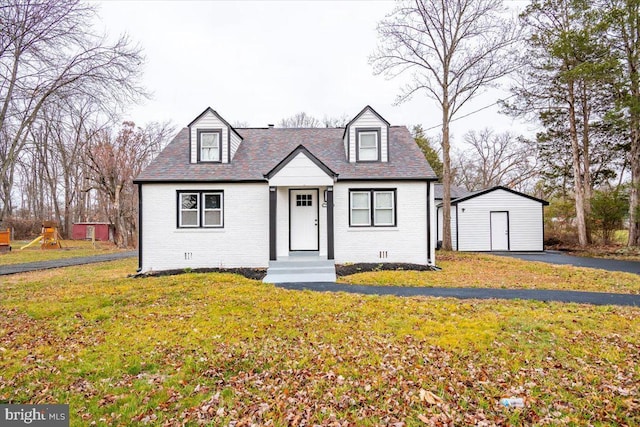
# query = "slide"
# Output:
<box><xmin>20</xmin><ymin>235</ymin><xmax>43</xmax><ymax>250</ymax></box>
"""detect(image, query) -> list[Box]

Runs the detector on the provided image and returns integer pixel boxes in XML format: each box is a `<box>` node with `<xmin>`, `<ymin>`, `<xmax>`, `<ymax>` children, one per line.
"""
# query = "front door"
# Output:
<box><xmin>290</xmin><ymin>189</ymin><xmax>319</xmax><ymax>251</ymax></box>
<box><xmin>490</xmin><ymin>211</ymin><xmax>509</xmax><ymax>251</ymax></box>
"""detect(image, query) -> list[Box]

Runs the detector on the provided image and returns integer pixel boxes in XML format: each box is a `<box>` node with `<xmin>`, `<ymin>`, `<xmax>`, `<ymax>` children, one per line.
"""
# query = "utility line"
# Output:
<box><xmin>424</xmin><ymin>94</ymin><xmax>516</xmax><ymax>131</ymax></box>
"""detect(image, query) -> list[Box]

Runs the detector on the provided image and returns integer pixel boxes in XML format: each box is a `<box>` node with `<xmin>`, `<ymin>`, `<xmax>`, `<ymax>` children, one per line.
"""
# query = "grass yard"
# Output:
<box><xmin>338</xmin><ymin>252</ymin><xmax>640</xmax><ymax>295</ymax></box>
<box><xmin>0</xmin><ymin>240</ymin><xmax>125</xmax><ymax>266</ymax></box>
<box><xmin>1</xmin><ymin>259</ymin><xmax>638</xmax><ymax>426</ymax></box>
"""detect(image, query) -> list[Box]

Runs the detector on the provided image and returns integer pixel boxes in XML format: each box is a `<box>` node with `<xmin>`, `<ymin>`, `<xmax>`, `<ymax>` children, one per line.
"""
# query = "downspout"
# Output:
<box><xmin>426</xmin><ymin>182</ymin><xmax>431</xmax><ymax>264</ymax></box>
<box><xmin>327</xmin><ymin>186</ymin><xmax>334</xmax><ymax>260</ymax></box>
<box><xmin>269</xmin><ymin>187</ymin><xmax>277</xmax><ymax>260</ymax></box>
<box><xmin>137</xmin><ymin>183</ymin><xmax>143</xmax><ymax>272</ymax></box>
<box><xmin>455</xmin><ymin>203</ymin><xmax>459</xmax><ymax>251</ymax></box>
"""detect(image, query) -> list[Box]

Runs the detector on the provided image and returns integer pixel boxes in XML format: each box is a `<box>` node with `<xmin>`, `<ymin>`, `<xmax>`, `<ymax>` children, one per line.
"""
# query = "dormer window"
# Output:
<box><xmin>356</xmin><ymin>129</ymin><xmax>380</xmax><ymax>162</ymax></box>
<box><xmin>198</xmin><ymin>129</ymin><xmax>222</xmax><ymax>162</ymax></box>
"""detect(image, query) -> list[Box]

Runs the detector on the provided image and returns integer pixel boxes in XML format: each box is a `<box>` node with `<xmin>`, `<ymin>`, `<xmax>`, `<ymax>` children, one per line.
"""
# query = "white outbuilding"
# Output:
<box><xmin>437</xmin><ymin>186</ymin><xmax>548</xmax><ymax>252</ymax></box>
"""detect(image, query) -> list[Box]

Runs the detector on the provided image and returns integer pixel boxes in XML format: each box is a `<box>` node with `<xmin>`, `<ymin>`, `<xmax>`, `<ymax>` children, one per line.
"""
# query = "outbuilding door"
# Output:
<box><xmin>490</xmin><ymin>211</ymin><xmax>509</xmax><ymax>251</ymax></box>
<box><xmin>289</xmin><ymin>189</ymin><xmax>319</xmax><ymax>251</ymax></box>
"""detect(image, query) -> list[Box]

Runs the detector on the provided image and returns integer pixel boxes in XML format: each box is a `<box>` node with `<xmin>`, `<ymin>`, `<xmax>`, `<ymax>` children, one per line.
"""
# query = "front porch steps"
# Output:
<box><xmin>263</xmin><ymin>253</ymin><xmax>336</xmax><ymax>283</ymax></box>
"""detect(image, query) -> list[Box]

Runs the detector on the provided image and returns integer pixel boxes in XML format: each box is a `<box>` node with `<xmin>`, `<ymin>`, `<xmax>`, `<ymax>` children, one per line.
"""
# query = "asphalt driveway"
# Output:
<box><xmin>276</xmin><ymin>282</ymin><xmax>640</xmax><ymax>307</ymax></box>
<box><xmin>493</xmin><ymin>251</ymin><xmax>640</xmax><ymax>274</ymax></box>
<box><xmin>0</xmin><ymin>251</ymin><xmax>137</xmax><ymax>275</ymax></box>
<box><xmin>2</xmin><ymin>250</ymin><xmax>638</xmax><ymax>307</ymax></box>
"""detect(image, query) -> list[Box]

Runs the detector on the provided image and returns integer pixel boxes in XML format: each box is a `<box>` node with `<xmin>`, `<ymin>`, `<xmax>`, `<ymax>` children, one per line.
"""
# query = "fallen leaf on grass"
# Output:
<box><xmin>419</xmin><ymin>388</ymin><xmax>442</xmax><ymax>405</ymax></box>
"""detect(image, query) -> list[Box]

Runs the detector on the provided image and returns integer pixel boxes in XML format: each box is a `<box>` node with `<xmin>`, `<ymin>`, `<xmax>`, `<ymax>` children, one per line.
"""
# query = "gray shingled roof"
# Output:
<box><xmin>135</xmin><ymin>126</ymin><xmax>437</xmax><ymax>182</ymax></box>
<box><xmin>434</xmin><ymin>183</ymin><xmax>470</xmax><ymax>200</ymax></box>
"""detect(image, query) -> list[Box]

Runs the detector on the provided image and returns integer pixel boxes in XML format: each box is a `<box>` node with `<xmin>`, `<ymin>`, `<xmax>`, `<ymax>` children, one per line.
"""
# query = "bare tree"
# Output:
<box><xmin>371</xmin><ymin>0</ymin><xmax>519</xmax><ymax>250</ymax></box>
<box><xmin>0</xmin><ymin>0</ymin><xmax>146</xmax><ymax>222</ymax></box>
<box><xmin>85</xmin><ymin>121</ymin><xmax>172</xmax><ymax>247</ymax></box>
<box><xmin>453</xmin><ymin>129</ymin><xmax>538</xmax><ymax>192</ymax></box>
<box><xmin>232</xmin><ymin>120</ymin><xmax>250</xmax><ymax>128</ymax></box>
<box><xmin>278</xmin><ymin>112</ymin><xmax>322</xmax><ymax>128</ymax></box>
<box><xmin>321</xmin><ymin>114</ymin><xmax>349</xmax><ymax>128</ymax></box>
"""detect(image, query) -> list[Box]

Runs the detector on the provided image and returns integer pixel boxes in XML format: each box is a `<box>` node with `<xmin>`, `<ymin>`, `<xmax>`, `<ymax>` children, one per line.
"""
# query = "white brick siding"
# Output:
<box><xmin>333</xmin><ymin>181</ymin><xmax>429</xmax><ymax>265</ymax></box>
<box><xmin>140</xmin><ymin>183</ymin><xmax>269</xmax><ymax>271</ymax></box>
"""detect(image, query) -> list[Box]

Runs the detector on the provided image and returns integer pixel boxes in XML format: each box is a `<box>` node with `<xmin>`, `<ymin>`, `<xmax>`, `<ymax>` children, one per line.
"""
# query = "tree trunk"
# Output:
<box><xmin>441</xmin><ymin>97</ymin><xmax>453</xmax><ymax>251</ymax></box>
<box><xmin>627</xmin><ymin>7</ymin><xmax>640</xmax><ymax>245</ymax></box>
<box><xmin>64</xmin><ymin>175</ymin><xmax>74</xmax><ymax>239</ymax></box>
<box><xmin>568</xmin><ymin>80</ymin><xmax>588</xmax><ymax>246</ymax></box>
<box><xmin>112</xmin><ymin>184</ymin><xmax>124</xmax><ymax>247</ymax></box>
<box><xmin>580</xmin><ymin>81</ymin><xmax>592</xmax><ymax>243</ymax></box>
<box><xmin>628</xmin><ymin>108</ymin><xmax>640</xmax><ymax>245</ymax></box>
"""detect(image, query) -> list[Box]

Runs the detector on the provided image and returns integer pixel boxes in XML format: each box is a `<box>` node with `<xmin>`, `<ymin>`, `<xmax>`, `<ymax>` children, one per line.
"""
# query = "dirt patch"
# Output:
<box><xmin>134</xmin><ymin>267</ymin><xmax>267</xmax><ymax>281</ymax></box>
<box><xmin>336</xmin><ymin>263</ymin><xmax>437</xmax><ymax>277</ymax></box>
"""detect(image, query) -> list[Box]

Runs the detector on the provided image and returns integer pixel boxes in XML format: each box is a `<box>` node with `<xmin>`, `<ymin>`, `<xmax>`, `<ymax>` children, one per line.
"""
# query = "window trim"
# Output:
<box><xmin>177</xmin><ymin>190</ymin><xmax>225</xmax><ymax>229</ymax></box>
<box><xmin>349</xmin><ymin>188</ymin><xmax>397</xmax><ymax>227</ymax></box>
<box><xmin>349</xmin><ymin>191</ymin><xmax>371</xmax><ymax>226</ymax></box>
<box><xmin>202</xmin><ymin>192</ymin><xmax>224</xmax><ymax>227</ymax></box>
<box><xmin>197</xmin><ymin>129</ymin><xmax>222</xmax><ymax>163</ymax></box>
<box><xmin>178</xmin><ymin>192</ymin><xmax>200</xmax><ymax>228</ymax></box>
<box><xmin>373</xmin><ymin>190</ymin><xmax>396</xmax><ymax>226</ymax></box>
<box><xmin>355</xmin><ymin>128</ymin><xmax>381</xmax><ymax>162</ymax></box>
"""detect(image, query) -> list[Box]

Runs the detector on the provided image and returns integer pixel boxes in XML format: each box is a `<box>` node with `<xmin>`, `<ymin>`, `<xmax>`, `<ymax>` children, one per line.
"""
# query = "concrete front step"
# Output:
<box><xmin>263</xmin><ymin>256</ymin><xmax>336</xmax><ymax>283</ymax></box>
<box><xmin>263</xmin><ymin>272</ymin><xmax>337</xmax><ymax>283</ymax></box>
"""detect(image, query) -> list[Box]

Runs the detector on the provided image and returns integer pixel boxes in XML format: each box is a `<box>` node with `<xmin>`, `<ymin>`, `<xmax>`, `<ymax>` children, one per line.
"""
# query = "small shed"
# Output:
<box><xmin>72</xmin><ymin>222</ymin><xmax>114</xmax><ymax>242</ymax></box>
<box><xmin>437</xmin><ymin>186</ymin><xmax>548</xmax><ymax>251</ymax></box>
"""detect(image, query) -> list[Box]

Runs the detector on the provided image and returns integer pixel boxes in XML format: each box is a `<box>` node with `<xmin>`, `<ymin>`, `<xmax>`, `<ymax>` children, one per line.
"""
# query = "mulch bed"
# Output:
<box><xmin>133</xmin><ymin>267</ymin><xmax>268</xmax><ymax>281</ymax></box>
<box><xmin>335</xmin><ymin>263</ymin><xmax>437</xmax><ymax>276</ymax></box>
<box><xmin>134</xmin><ymin>263</ymin><xmax>436</xmax><ymax>281</ymax></box>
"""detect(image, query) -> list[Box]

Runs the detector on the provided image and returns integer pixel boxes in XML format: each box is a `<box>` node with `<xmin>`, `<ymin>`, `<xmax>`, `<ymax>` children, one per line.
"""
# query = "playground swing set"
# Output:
<box><xmin>19</xmin><ymin>221</ymin><xmax>63</xmax><ymax>250</ymax></box>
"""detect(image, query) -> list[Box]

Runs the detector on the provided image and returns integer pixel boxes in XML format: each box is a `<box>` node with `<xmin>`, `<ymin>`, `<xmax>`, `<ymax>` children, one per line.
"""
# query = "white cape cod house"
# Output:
<box><xmin>134</xmin><ymin>106</ymin><xmax>438</xmax><ymax>281</ymax></box>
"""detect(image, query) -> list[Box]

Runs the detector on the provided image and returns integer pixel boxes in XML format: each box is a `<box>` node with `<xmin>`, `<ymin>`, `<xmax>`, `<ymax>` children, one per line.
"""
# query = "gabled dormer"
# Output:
<box><xmin>188</xmin><ymin>107</ymin><xmax>243</xmax><ymax>164</ymax></box>
<box><xmin>343</xmin><ymin>105</ymin><xmax>390</xmax><ymax>163</ymax></box>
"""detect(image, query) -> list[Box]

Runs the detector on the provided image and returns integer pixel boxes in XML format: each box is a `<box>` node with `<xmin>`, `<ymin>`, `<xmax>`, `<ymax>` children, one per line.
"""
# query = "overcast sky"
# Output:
<box><xmin>94</xmin><ymin>1</ymin><xmax>531</xmax><ymax>143</ymax></box>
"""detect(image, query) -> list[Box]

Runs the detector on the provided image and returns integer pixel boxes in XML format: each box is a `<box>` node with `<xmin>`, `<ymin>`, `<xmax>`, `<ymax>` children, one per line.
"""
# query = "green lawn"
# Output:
<box><xmin>338</xmin><ymin>252</ymin><xmax>640</xmax><ymax>294</ymax></box>
<box><xmin>0</xmin><ymin>240</ymin><xmax>125</xmax><ymax>265</ymax></box>
<box><xmin>1</xmin><ymin>259</ymin><xmax>638</xmax><ymax>426</ymax></box>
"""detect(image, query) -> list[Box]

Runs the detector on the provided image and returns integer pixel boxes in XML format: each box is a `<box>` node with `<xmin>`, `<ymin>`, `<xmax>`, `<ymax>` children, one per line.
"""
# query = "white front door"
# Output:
<box><xmin>290</xmin><ymin>189</ymin><xmax>319</xmax><ymax>251</ymax></box>
<box><xmin>490</xmin><ymin>211</ymin><xmax>509</xmax><ymax>251</ymax></box>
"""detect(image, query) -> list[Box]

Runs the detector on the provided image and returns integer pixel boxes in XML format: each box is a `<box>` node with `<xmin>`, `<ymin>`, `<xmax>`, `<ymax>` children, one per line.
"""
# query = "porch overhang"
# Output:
<box><xmin>264</xmin><ymin>144</ymin><xmax>337</xmax><ymax>187</ymax></box>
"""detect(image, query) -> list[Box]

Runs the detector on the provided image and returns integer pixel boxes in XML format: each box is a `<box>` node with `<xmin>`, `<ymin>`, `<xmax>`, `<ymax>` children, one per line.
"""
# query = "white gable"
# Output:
<box><xmin>344</xmin><ymin>106</ymin><xmax>389</xmax><ymax>163</ymax></box>
<box><xmin>268</xmin><ymin>152</ymin><xmax>334</xmax><ymax>187</ymax></box>
<box><xmin>189</xmin><ymin>109</ymin><xmax>230</xmax><ymax>164</ymax></box>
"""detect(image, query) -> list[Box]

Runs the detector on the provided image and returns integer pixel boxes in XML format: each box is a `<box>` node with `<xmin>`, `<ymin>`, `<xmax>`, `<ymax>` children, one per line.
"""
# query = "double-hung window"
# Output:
<box><xmin>203</xmin><ymin>193</ymin><xmax>223</xmax><ymax>227</ymax></box>
<box><xmin>179</xmin><ymin>193</ymin><xmax>200</xmax><ymax>227</ymax></box>
<box><xmin>374</xmin><ymin>191</ymin><xmax>395</xmax><ymax>225</ymax></box>
<box><xmin>178</xmin><ymin>191</ymin><xmax>224</xmax><ymax>228</ymax></box>
<box><xmin>350</xmin><ymin>191</ymin><xmax>371</xmax><ymax>226</ymax></box>
<box><xmin>198</xmin><ymin>130</ymin><xmax>221</xmax><ymax>162</ymax></box>
<box><xmin>356</xmin><ymin>129</ymin><xmax>380</xmax><ymax>161</ymax></box>
<box><xmin>349</xmin><ymin>189</ymin><xmax>396</xmax><ymax>227</ymax></box>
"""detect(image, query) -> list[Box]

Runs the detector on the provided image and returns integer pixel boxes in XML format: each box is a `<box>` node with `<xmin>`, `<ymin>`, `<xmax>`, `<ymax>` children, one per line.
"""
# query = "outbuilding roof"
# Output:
<box><xmin>134</xmin><ymin>126</ymin><xmax>437</xmax><ymax>183</ymax></box>
<box><xmin>433</xmin><ymin>183</ymin><xmax>469</xmax><ymax>200</ymax></box>
<box><xmin>439</xmin><ymin>186</ymin><xmax>549</xmax><ymax>206</ymax></box>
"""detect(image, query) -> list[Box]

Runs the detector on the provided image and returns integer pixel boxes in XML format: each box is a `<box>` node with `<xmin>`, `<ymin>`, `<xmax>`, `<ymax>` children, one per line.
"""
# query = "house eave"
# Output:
<box><xmin>336</xmin><ymin>176</ymin><xmax>437</xmax><ymax>182</ymax></box>
<box><xmin>133</xmin><ymin>178</ymin><xmax>268</xmax><ymax>184</ymax></box>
